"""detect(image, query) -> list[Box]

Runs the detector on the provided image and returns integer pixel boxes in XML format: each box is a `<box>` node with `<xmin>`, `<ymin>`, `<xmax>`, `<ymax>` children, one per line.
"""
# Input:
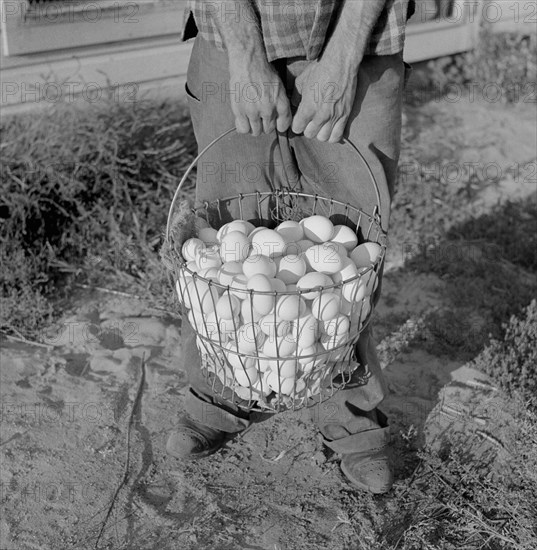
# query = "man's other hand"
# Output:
<box><xmin>291</xmin><ymin>61</ymin><xmax>358</xmax><ymax>143</ymax></box>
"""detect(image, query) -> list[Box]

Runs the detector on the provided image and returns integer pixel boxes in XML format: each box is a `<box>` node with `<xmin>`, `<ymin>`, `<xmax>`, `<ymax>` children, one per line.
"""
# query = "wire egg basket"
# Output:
<box><xmin>162</xmin><ymin>128</ymin><xmax>388</xmax><ymax>412</ymax></box>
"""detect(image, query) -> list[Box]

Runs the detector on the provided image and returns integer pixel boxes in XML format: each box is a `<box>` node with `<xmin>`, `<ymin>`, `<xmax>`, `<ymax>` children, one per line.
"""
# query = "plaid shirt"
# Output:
<box><xmin>182</xmin><ymin>1</ymin><xmax>412</xmax><ymax>62</ymax></box>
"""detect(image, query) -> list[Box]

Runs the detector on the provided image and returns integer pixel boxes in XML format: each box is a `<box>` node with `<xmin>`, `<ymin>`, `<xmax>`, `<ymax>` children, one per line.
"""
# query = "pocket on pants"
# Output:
<box><xmin>185</xmin><ymin>82</ymin><xmax>201</xmax><ymax>103</ymax></box>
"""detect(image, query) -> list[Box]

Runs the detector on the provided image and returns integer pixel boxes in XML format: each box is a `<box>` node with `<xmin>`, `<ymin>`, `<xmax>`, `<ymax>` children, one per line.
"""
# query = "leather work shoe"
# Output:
<box><xmin>340</xmin><ymin>447</ymin><xmax>393</xmax><ymax>494</ymax></box>
<box><xmin>323</xmin><ymin>409</ymin><xmax>394</xmax><ymax>494</ymax></box>
<box><xmin>166</xmin><ymin>415</ymin><xmax>227</xmax><ymax>460</ymax></box>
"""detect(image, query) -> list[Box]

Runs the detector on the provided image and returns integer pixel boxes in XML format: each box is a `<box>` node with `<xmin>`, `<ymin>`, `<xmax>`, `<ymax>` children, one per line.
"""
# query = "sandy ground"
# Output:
<box><xmin>1</xmin><ymin>88</ymin><xmax>536</xmax><ymax>549</ymax></box>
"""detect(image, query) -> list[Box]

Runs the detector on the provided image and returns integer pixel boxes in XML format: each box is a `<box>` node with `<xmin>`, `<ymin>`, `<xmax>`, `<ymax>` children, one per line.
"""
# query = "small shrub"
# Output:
<box><xmin>0</xmin><ymin>99</ymin><xmax>196</xmax><ymax>338</ymax></box>
<box><xmin>472</xmin><ymin>299</ymin><xmax>537</xmax><ymax>406</ymax></box>
<box><xmin>407</xmin><ymin>26</ymin><xmax>537</xmax><ymax>106</ymax></box>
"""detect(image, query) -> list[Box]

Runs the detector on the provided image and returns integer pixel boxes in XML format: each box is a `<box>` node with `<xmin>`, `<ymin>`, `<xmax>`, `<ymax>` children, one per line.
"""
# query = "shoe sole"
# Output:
<box><xmin>340</xmin><ymin>459</ymin><xmax>392</xmax><ymax>495</ymax></box>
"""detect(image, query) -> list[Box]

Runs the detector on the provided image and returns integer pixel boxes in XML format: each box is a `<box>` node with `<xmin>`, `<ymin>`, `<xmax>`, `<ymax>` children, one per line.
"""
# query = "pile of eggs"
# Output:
<box><xmin>175</xmin><ymin>215</ymin><xmax>382</xmax><ymax>404</ymax></box>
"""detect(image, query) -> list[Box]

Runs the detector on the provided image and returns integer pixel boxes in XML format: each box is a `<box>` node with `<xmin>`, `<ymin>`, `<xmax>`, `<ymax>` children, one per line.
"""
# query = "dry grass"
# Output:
<box><xmin>0</xmin><ymin>99</ymin><xmax>197</xmax><ymax>336</ymax></box>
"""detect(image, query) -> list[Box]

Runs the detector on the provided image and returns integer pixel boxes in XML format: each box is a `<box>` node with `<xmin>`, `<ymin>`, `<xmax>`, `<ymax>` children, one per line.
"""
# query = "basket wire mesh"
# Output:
<box><xmin>163</xmin><ymin>129</ymin><xmax>387</xmax><ymax>412</ymax></box>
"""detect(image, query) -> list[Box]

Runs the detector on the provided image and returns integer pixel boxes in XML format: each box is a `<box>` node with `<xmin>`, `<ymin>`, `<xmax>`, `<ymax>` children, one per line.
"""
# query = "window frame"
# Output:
<box><xmin>405</xmin><ymin>0</ymin><xmax>482</xmax><ymax>62</ymax></box>
<box><xmin>1</xmin><ymin>0</ymin><xmax>185</xmax><ymax>56</ymax></box>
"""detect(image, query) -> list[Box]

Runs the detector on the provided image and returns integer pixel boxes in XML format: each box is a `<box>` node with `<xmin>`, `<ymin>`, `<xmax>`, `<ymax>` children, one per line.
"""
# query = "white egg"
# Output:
<box><xmin>217</xmin><ymin>220</ymin><xmax>254</xmax><ymax>241</ymax></box>
<box><xmin>320</xmin><ymin>332</ymin><xmax>347</xmax><ymax>351</ymax></box>
<box><xmin>206</xmin><ymin>311</ymin><xmax>236</xmax><ymax>339</ymax></box>
<box><xmin>215</xmin><ymin>293</ymin><xmax>240</xmax><ymax>320</ymax></box>
<box><xmin>198</xmin><ymin>227</ymin><xmax>218</xmax><ymax>245</ymax></box>
<box><xmin>305</xmin><ymin>244</ymin><xmax>344</xmax><ymax>275</ymax></box>
<box><xmin>250</xmin><ymin>229</ymin><xmax>287</xmax><ymax>258</ymax></box>
<box><xmin>296</xmin><ymin>344</ymin><xmax>322</xmax><ymax>365</ymax></box>
<box><xmin>218</xmin><ymin>262</ymin><xmax>244</xmax><ymax>286</ymax></box>
<box><xmin>300</xmin><ymin>215</ymin><xmax>334</xmax><ymax>243</ymax></box>
<box><xmin>276</xmin><ymin>220</ymin><xmax>304</xmax><ymax>243</ymax></box>
<box><xmin>196</xmin><ymin>245</ymin><xmax>223</xmax><ymax>270</ymax></box>
<box><xmin>185</xmin><ymin>260</ymin><xmax>200</xmax><ymax>274</ymax></box>
<box><xmin>241</xmin><ymin>299</ymin><xmax>263</xmax><ymax>324</ymax></box>
<box><xmin>246</xmin><ymin>274</ymin><xmax>275</xmax><ymax>315</ymax></box>
<box><xmin>250</xmin><ymin>377</ymin><xmax>272</xmax><ymax>397</ymax></box>
<box><xmin>270</xmin><ymin>278</ymin><xmax>287</xmax><ymax>293</ymax></box>
<box><xmin>300</xmin><ymin>361</ymin><xmax>316</xmax><ymax>376</ymax></box>
<box><xmin>322</xmin><ymin>315</ymin><xmax>351</xmax><ymax>337</ymax></box>
<box><xmin>274</xmin><ymin>358</ymin><xmax>299</xmax><ymax>379</ymax></box>
<box><xmin>279</xmin><ymin>376</ymin><xmax>299</xmax><ymax>396</ymax></box>
<box><xmin>263</xmin><ymin>369</ymin><xmax>298</xmax><ymax>395</ymax></box>
<box><xmin>338</xmin><ymin>296</ymin><xmax>353</xmax><ymax>315</ymax></box>
<box><xmin>243</xmin><ymin>254</ymin><xmax>277</xmax><ymax>279</ymax></box>
<box><xmin>286</xmin><ymin>284</ymin><xmax>298</xmax><ymax>293</ymax></box>
<box><xmin>296</xmin><ymin>272</ymin><xmax>333</xmax><ymax>300</ymax></box>
<box><xmin>275</xmin><ymin>295</ymin><xmax>307</xmax><ymax>321</ymax></box>
<box><xmin>259</xmin><ymin>316</ymin><xmax>292</xmax><ymax>338</ymax></box>
<box><xmin>234</xmin><ymin>366</ymin><xmax>259</xmax><ymax>388</ymax></box>
<box><xmin>224</xmin><ymin>342</ymin><xmax>255</xmax><ymax>370</ymax></box>
<box><xmin>295</xmin><ymin>239</ymin><xmax>315</xmax><ymax>253</ymax></box>
<box><xmin>350</xmin><ymin>242</ymin><xmax>382</xmax><ymax>268</ymax></box>
<box><xmin>233</xmin><ymin>384</ymin><xmax>257</xmax><ymax>400</ymax></box>
<box><xmin>332</xmin><ymin>256</ymin><xmax>359</xmax><ymax>284</ymax></box>
<box><xmin>326</xmin><ymin>241</ymin><xmax>349</xmax><ymax>258</ymax></box>
<box><xmin>198</xmin><ymin>266</ymin><xmax>220</xmax><ymax>281</ymax></box>
<box><xmin>248</xmin><ymin>225</ymin><xmax>268</xmax><ymax>240</ymax></box>
<box><xmin>235</xmin><ymin>322</ymin><xmax>264</xmax><ymax>354</ymax></box>
<box><xmin>183</xmin><ymin>279</ymin><xmax>219</xmax><ymax>312</ymax></box>
<box><xmin>290</xmin><ymin>313</ymin><xmax>319</xmax><ymax>349</ymax></box>
<box><xmin>255</xmin><ymin>354</ymin><xmax>273</xmax><ymax>373</ymax></box>
<box><xmin>182</xmin><ymin>238</ymin><xmax>206</xmax><ymax>262</ymax></box>
<box><xmin>276</xmin><ymin>254</ymin><xmax>307</xmax><ymax>284</ymax></box>
<box><xmin>220</xmin><ymin>231</ymin><xmax>250</xmax><ymax>263</ymax></box>
<box><xmin>341</xmin><ymin>270</ymin><xmax>378</xmax><ymax>302</ymax></box>
<box><xmin>262</xmin><ymin>337</ymin><xmax>296</xmax><ymax>358</ymax></box>
<box><xmin>331</xmin><ymin>225</ymin><xmax>359</xmax><ymax>251</ymax></box>
<box><xmin>229</xmin><ymin>273</ymin><xmax>249</xmax><ymax>300</ymax></box>
<box><xmin>264</xmin><ymin>369</ymin><xmax>283</xmax><ymax>393</ymax></box>
<box><xmin>311</xmin><ymin>293</ymin><xmax>341</xmax><ymax>321</ymax></box>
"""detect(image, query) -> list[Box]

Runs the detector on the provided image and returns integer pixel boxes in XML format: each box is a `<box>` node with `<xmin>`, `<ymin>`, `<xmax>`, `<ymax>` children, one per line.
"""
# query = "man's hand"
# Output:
<box><xmin>291</xmin><ymin>0</ymin><xmax>386</xmax><ymax>143</ymax></box>
<box><xmin>291</xmin><ymin>60</ymin><xmax>358</xmax><ymax>143</ymax></box>
<box><xmin>229</xmin><ymin>58</ymin><xmax>292</xmax><ymax>136</ymax></box>
<box><xmin>210</xmin><ymin>1</ymin><xmax>292</xmax><ymax>137</ymax></box>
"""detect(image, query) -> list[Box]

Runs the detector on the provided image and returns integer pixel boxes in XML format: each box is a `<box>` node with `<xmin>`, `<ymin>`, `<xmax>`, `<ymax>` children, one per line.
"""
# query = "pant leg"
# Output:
<box><xmin>282</xmin><ymin>54</ymin><xmax>406</xmax><ymax>433</ymax></box>
<box><xmin>181</xmin><ymin>36</ymin><xmax>292</xmax><ymax>429</ymax></box>
<box><xmin>185</xmin><ymin>36</ymin><xmax>298</xmax><ymax>224</ymax></box>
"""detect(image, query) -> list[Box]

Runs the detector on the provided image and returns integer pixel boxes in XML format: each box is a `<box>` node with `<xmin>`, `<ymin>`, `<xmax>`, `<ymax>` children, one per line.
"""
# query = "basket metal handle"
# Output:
<box><xmin>166</xmin><ymin>128</ymin><xmax>385</xmax><ymax>241</ymax></box>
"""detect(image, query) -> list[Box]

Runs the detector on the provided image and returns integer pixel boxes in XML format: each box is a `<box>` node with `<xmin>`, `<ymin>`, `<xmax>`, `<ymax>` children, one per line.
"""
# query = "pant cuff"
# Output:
<box><xmin>184</xmin><ymin>388</ymin><xmax>251</xmax><ymax>433</ymax></box>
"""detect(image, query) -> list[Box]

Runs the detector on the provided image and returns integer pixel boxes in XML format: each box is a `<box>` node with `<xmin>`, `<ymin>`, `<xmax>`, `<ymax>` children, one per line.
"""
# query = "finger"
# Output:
<box><xmin>315</xmin><ymin>121</ymin><xmax>333</xmax><ymax>142</ymax></box>
<box><xmin>291</xmin><ymin>107</ymin><xmax>310</xmax><ymax>135</ymax></box>
<box><xmin>249</xmin><ymin>117</ymin><xmax>262</xmax><ymax>137</ymax></box>
<box><xmin>276</xmin><ymin>110</ymin><xmax>292</xmax><ymax>132</ymax></box>
<box><xmin>262</xmin><ymin>115</ymin><xmax>276</xmax><ymax>134</ymax></box>
<box><xmin>328</xmin><ymin>118</ymin><xmax>348</xmax><ymax>144</ymax></box>
<box><xmin>235</xmin><ymin>114</ymin><xmax>251</xmax><ymax>134</ymax></box>
<box><xmin>303</xmin><ymin>118</ymin><xmax>324</xmax><ymax>140</ymax></box>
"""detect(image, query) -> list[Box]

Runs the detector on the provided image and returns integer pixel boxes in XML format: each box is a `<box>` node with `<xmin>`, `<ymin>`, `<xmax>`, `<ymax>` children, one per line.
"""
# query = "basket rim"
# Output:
<box><xmin>178</xmin><ymin>258</ymin><xmax>381</xmax><ymax>295</ymax></box>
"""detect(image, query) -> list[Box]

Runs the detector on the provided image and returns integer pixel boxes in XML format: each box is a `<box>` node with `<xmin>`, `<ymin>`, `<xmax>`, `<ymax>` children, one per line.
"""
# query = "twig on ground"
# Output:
<box><xmin>0</xmin><ymin>327</ymin><xmax>53</xmax><ymax>350</ymax></box>
<box><xmin>93</xmin><ymin>354</ymin><xmax>147</xmax><ymax>549</ymax></box>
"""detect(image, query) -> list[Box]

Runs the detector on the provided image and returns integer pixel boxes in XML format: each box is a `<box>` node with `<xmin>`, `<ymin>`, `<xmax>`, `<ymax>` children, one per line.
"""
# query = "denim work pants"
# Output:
<box><xmin>180</xmin><ymin>36</ymin><xmax>406</xmax><ymax>442</ymax></box>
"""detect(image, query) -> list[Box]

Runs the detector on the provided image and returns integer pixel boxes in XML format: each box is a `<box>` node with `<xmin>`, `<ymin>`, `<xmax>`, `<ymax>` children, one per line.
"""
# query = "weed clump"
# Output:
<box><xmin>472</xmin><ymin>300</ymin><xmax>537</xmax><ymax>407</ymax></box>
<box><xmin>0</xmin><ymin>100</ymin><xmax>196</xmax><ymax>337</ymax></box>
